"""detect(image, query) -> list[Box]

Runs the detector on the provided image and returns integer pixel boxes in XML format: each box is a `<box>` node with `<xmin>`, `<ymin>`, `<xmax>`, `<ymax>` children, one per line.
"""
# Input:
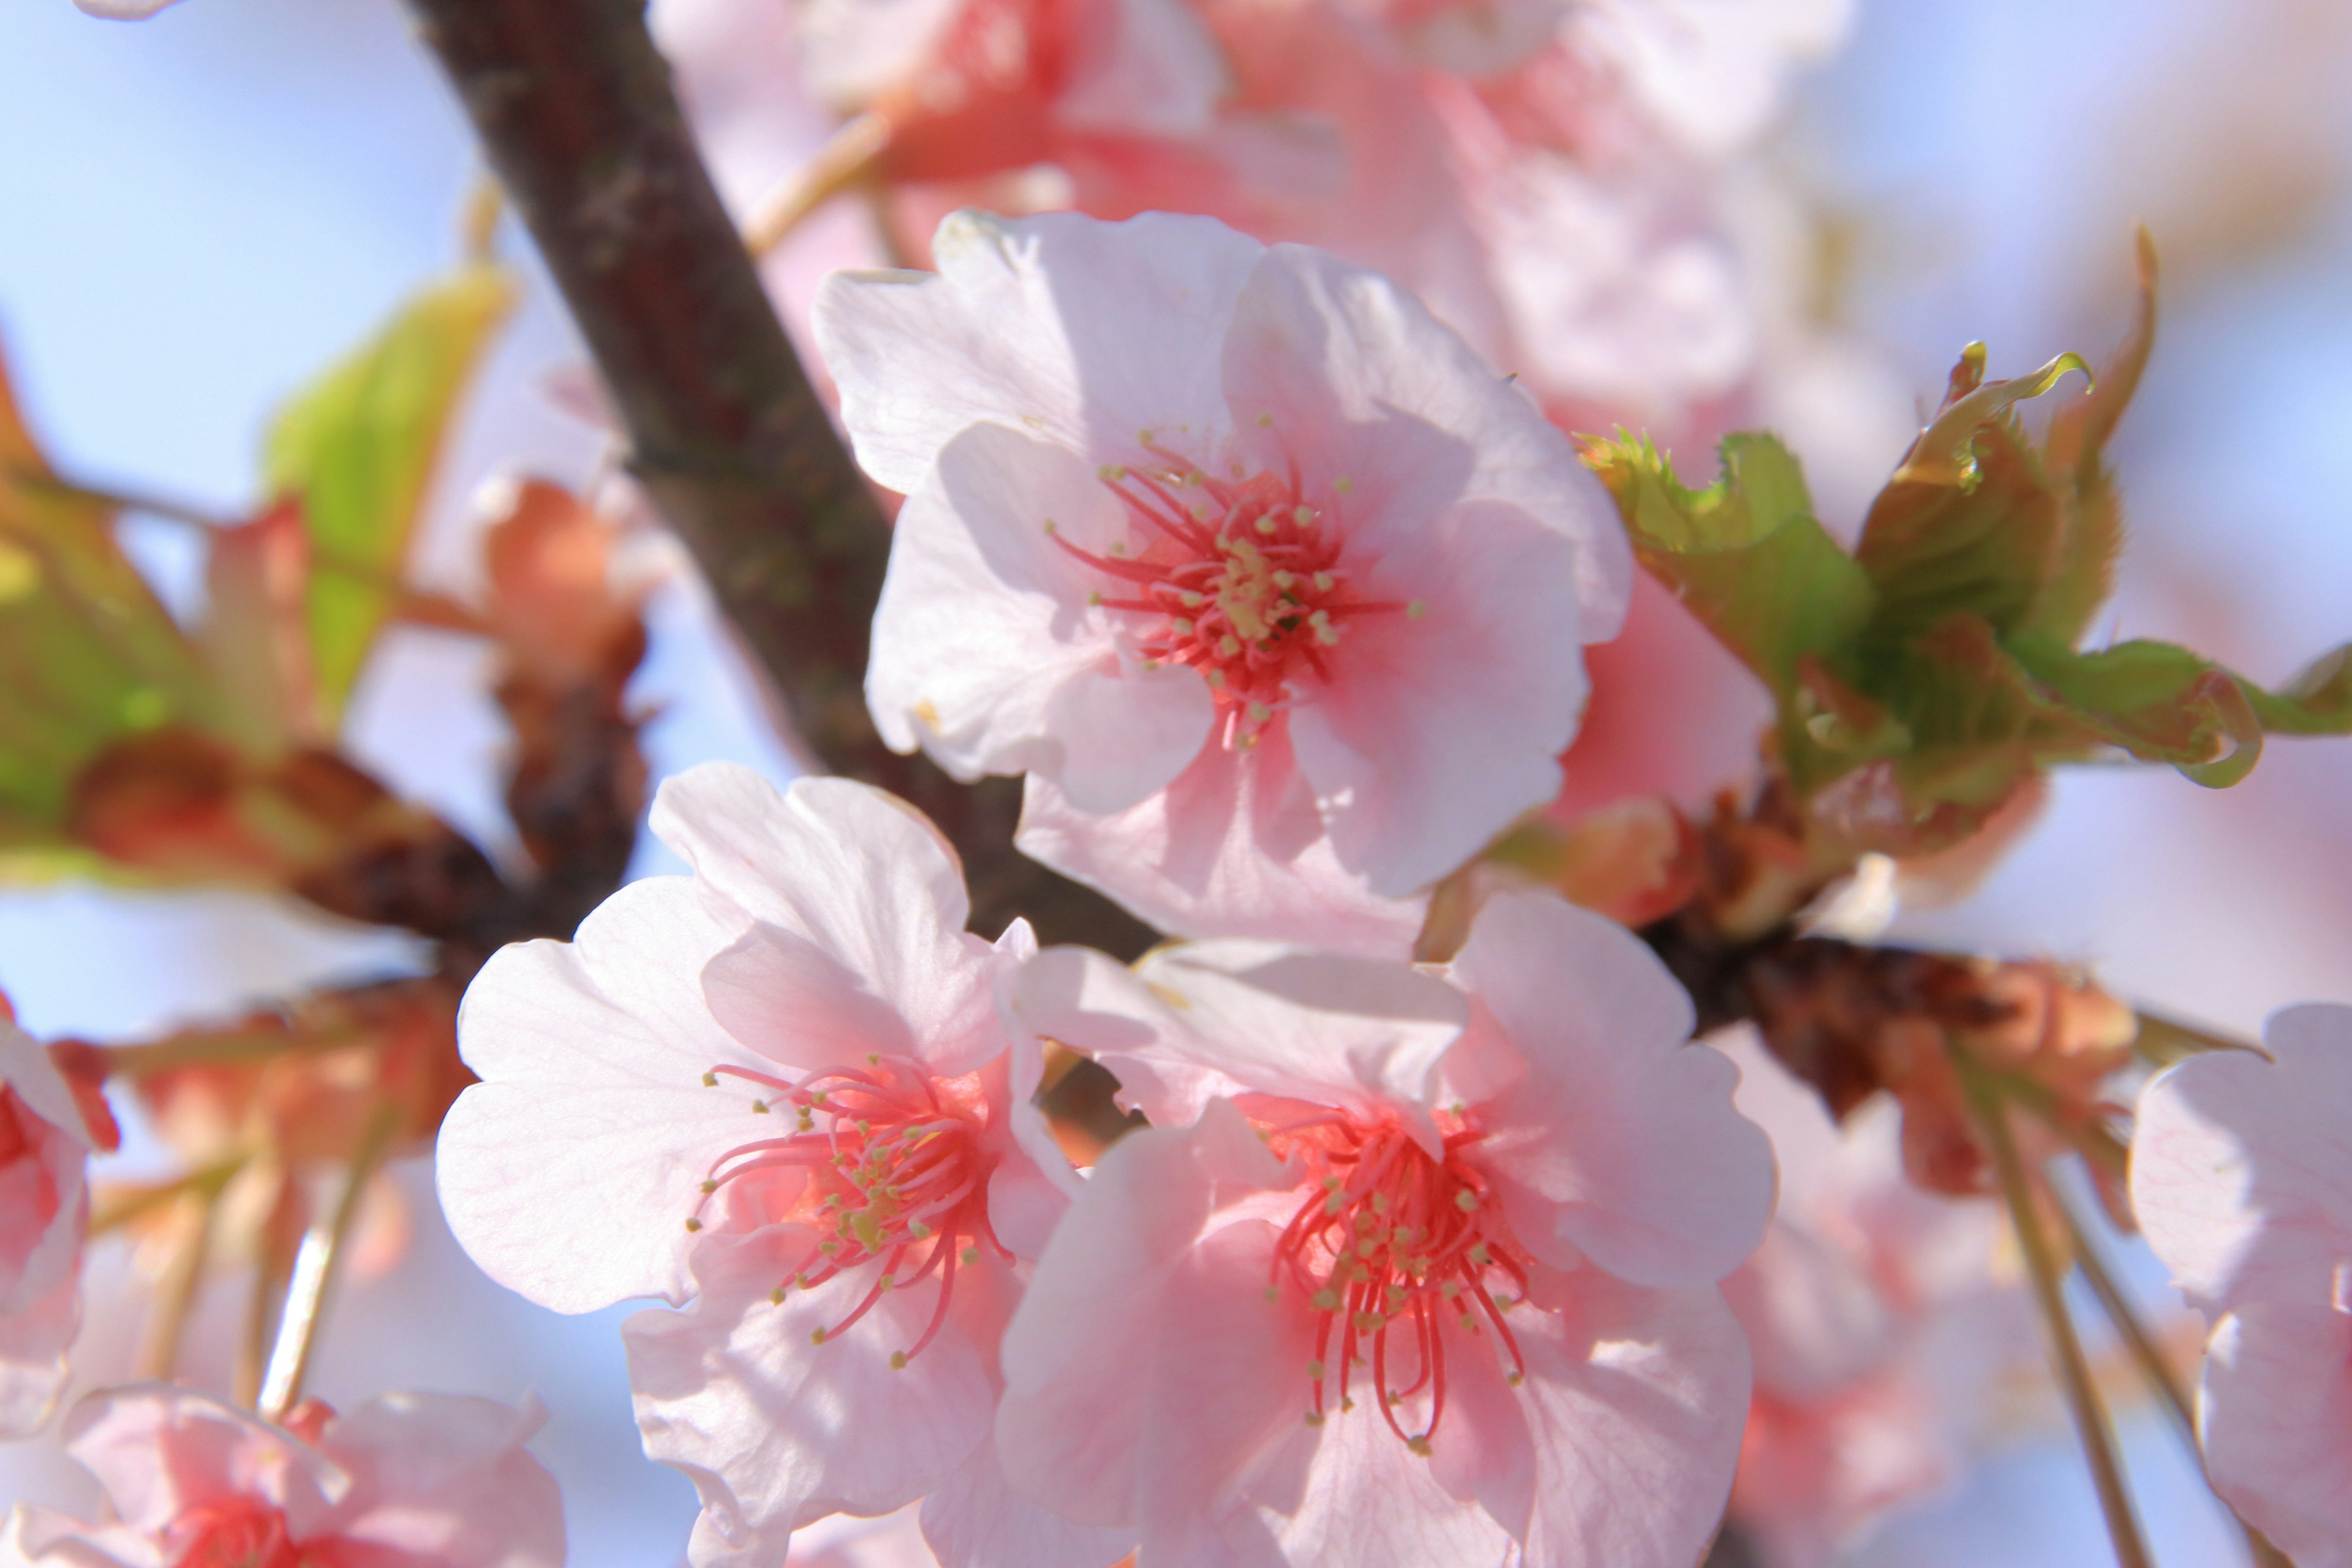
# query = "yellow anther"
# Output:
<box><xmin>1107</xmin><ymin>541</ymin><xmax>1128</xmax><ymax>557</ymax></box>
<box><xmin>1207</xmin><ymin>670</ymin><xmax>1226</xmax><ymax>688</ymax></box>
<box><xmin>1322</xmin><ymin>1175</ymin><xmax>1343</xmax><ymax>1190</ymax></box>
<box><xmin>700</xmin><ymin>1180</ymin><xmax>718</xmax><ymax>1194</ymax></box>
<box><xmin>1392</xmin><ymin>1225</ymin><xmax>1414</xmax><ymax>1245</ymax></box>
<box><xmin>701</xmin><ymin>1071</ymin><xmax>718</xmax><ymax>1087</ymax></box>
<box><xmin>753</xmin><ymin>1100</ymin><xmax>769</xmax><ymax>1114</ymax></box>
<box><xmin>878</xmin><ymin>1275</ymin><xmax>895</xmax><ymax>1291</ymax></box>
<box><xmin>1088</xmin><ymin>590</ymin><xmax>1104</xmax><ymax>606</ymax></box>
<box><xmin>960</xmin><ymin>1246</ymin><xmax>981</xmax><ymax>1265</ymax></box>
<box><xmin>1355</xmin><ymin>1212</ymin><xmax>1379</xmax><ymax>1233</ymax></box>
<box><xmin>1219</xmin><ymin>634</ymin><xmax>1242</xmax><ymax>657</ymax></box>
<box><xmin>1306</xmin><ymin>1359</ymin><xmax>1325</xmax><ymax>1381</ymax></box>
<box><xmin>1333</xmin><ymin>476</ymin><xmax>1353</xmax><ymax>494</ymax></box>
<box><xmin>1440</xmin><ymin>1281</ymin><xmax>1462</xmax><ymax>1300</ymax></box>
<box><xmin>1406</xmin><ymin>600</ymin><xmax>1428</xmax><ymax>620</ymax></box>
<box><xmin>1468</xmin><ymin>1242</ymin><xmax>1490</xmax><ymax>1265</ymax></box>
<box><xmin>1257</xmin><ymin>412</ymin><xmax>1274</xmax><ymax>427</ymax></box>
<box><xmin>1312</xmin><ymin>571</ymin><xmax>1335</xmax><ymax>593</ymax></box>
<box><xmin>684</xmin><ymin>1217</ymin><xmax>703</xmax><ymax>1232</ymax></box>
<box><xmin>1272</xmin><ymin>570</ymin><xmax>1295</xmax><ymax>589</ymax></box>
<box><xmin>866</xmin><ymin>1052</ymin><xmax>881</xmax><ymax>1065</ymax></box>
<box><xmin>1304</xmin><ymin>1411</ymin><xmax>1325</xmax><ymax>1427</ymax></box>
<box><xmin>909</xmin><ymin>1220</ymin><xmax>931</xmax><ymax>1240</ymax></box>
<box><xmin>1099</xmin><ymin>464</ymin><xmax>1128</xmax><ymax>481</ymax></box>
<box><xmin>1407</xmin><ymin>1436</ymin><xmax>1433</xmax><ymax>1458</ymax></box>
<box><xmin>810</xmin><ymin>1327</ymin><xmax>828</xmax><ymax>1346</ymax></box>
<box><xmin>1312</xmin><ymin>1289</ymin><xmax>1341</xmax><ymax>1311</ymax></box>
<box><xmin>769</xmin><ymin>1286</ymin><xmax>786</xmax><ymax>1305</ymax></box>
<box><xmin>1293</xmin><ymin>505</ymin><xmax>1315</xmax><ymax>527</ymax></box>
<box><xmin>1460</xmin><ymin>1312</ymin><xmax>1478</xmax><ymax>1331</ymax></box>
<box><xmin>1341</xmin><ymin>1397</ymin><xmax>1356</xmax><ymax>1413</ymax></box>
<box><xmin>1255</xmin><ymin>514</ymin><xmax>1278</xmax><ymax>535</ymax></box>
<box><xmin>1353</xmin><ymin>1311</ymin><xmax>1382</xmax><ymax>1332</ymax></box>
<box><xmin>1237</xmin><ymin>731</ymin><xmax>1261</xmax><ymax>750</ymax></box>
<box><xmin>1506</xmin><ymin>1371</ymin><xmax>1524</xmax><ymax>1387</ymax></box>
<box><xmin>812</xmin><ymin>1091</ymin><xmax>829</xmax><ymax>1106</ymax></box>
<box><xmin>1139</xmin><ymin>428</ymin><xmax>1156</xmax><ymax>444</ymax></box>
<box><xmin>1455</xmin><ymin>1190</ymin><xmax>1479</xmax><ymax>1213</ymax></box>
<box><xmin>1264</xmin><ymin>1285</ymin><xmax>1280</xmax><ymax>1302</ymax></box>
<box><xmin>1173</xmin><ymin>617</ymin><xmax>1194</xmax><ymax>635</ymax></box>
<box><xmin>1043</xmin><ymin>518</ymin><xmax>1058</xmax><ymax>533</ymax></box>
<box><xmin>818</xmin><ymin>1240</ymin><xmax>840</xmax><ymax>1256</ymax></box>
<box><xmin>1371</xmin><ymin>1194</ymin><xmax>1390</xmax><ymax>1216</ymax></box>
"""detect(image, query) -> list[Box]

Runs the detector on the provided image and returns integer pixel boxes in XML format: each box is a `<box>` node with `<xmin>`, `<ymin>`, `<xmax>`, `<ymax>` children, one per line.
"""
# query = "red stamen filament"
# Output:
<box><xmin>1047</xmin><ymin>454</ymin><xmax>1408</xmax><ymax>747</ymax></box>
<box><xmin>1267</xmin><ymin>1117</ymin><xmax>1528</xmax><ymax>1453</ymax></box>
<box><xmin>693</xmin><ymin>1055</ymin><xmax>1005</xmax><ymax>1366</ymax></box>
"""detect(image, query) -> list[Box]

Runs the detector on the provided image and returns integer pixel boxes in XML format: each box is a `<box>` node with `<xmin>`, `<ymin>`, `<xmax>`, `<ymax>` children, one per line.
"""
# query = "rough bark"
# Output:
<box><xmin>402</xmin><ymin>0</ymin><xmax>1153</xmax><ymax>954</ymax></box>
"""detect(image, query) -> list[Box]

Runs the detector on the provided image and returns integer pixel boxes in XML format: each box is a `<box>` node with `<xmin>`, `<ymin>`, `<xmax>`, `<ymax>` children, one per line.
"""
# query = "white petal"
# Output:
<box><xmin>0</xmin><ymin>1272</ymin><xmax>76</xmax><ymax>1440</ymax></box>
<box><xmin>868</xmin><ymin>424</ymin><xmax>1215</xmax><ymax>806</ymax></box>
<box><xmin>2132</xmin><ymin>1002</ymin><xmax>2352</xmax><ymax>1315</ymax></box>
<box><xmin>438</xmin><ymin>876</ymin><xmax>771</xmax><ymax>1313</ymax></box>
<box><xmin>650</xmin><ymin>767</ymin><xmax>1012</xmax><ymax>1074</ymax></box>
<box><xmin>2199</xmin><ymin>1302</ymin><xmax>2352</xmax><ymax>1568</ymax></box>
<box><xmin>921</xmin><ymin>1439</ymin><xmax>1139</xmax><ymax>1568</ymax></box>
<box><xmin>1288</xmin><ymin>499</ymin><xmax>1589</xmax><ymax>896</ymax></box>
<box><xmin>703</xmin><ymin>923</ymin><xmax>922</xmax><ymax>1070</ymax></box>
<box><xmin>1015</xmin><ymin>726</ymin><xmax>1428</xmax><ymax>960</ymax></box>
<box><xmin>1446</xmin><ymin>892</ymin><xmax>1773</xmax><ymax>1289</ymax></box>
<box><xmin>815</xmin><ymin>210</ymin><xmax>1262</xmax><ymax>494</ymax></box>
<box><xmin>325</xmin><ymin>1393</ymin><xmax>565</xmax><ymax>1568</ymax></box>
<box><xmin>625</xmin><ymin>1229</ymin><xmax>995</xmax><ymax>1561</ymax></box>
<box><xmin>1223</xmin><ymin>241</ymin><xmax>1630</xmax><ymax>639</ymax></box>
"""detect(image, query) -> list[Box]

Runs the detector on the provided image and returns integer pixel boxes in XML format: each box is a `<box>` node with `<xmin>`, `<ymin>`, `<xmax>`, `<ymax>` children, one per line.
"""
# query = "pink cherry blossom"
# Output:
<box><xmin>437</xmin><ymin>762</ymin><xmax>1124</xmax><ymax>1568</ymax></box>
<box><xmin>997</xmin><ymin>889</ymin><xmax>1769</xmax><ymax>1566</ymax></box>
<box><xmin>1</xmin><ymin>1383</ymin><xmax>562</xmax><ymax>1568</ymax></box>
<box><xmin>1713</xmin><ymin>1033</ymin><xmax>2015</xmax><ymax>1568</ymax></box>
<box><xmin>0</xmin><ymin>1011</ymin><xmax>94</xmax><ymax>1440</ymax></box>
<box><xmin>816</xmin><ymin>209</ymin><xmax>1631</xmax><ymax>951</ymax></box>
<box><xmin>2132</xmin><ymin>1003</ymin><xmax>2352</xmax><ymax>1567</ymax></box>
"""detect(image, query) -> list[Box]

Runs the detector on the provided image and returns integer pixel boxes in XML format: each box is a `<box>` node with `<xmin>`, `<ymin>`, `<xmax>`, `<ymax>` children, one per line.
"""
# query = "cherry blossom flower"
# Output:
<box><xmin>1713</xmin><ymin>1033</ymin><xmax>2015</xmax><ymax>1568</ymax></box>
<box><xmin>0</xmin><ymin>1008</ymin><xmax>95</xmax><ymax>1440</ymax></box>
<box><xmin>997</xmin><ymin>888</ymin><xmax>1770</xmax><ymax>1566</ymax></box>
<box><xmin>2132</xmin><ymin>1003</ymin><xmax>2352</xmax><ymax>1567</ymax></box>
<box><xmin>437</xmin><ymin>762</ymin><xmax>1125</xmax><ymax>1568</ymax></box>
<box><xmin>816</xmin><ymin>209</ymin><xmax>1631</xmax><ymax>951</ymax></box>
<box><xmin>0</xmin><ymin>1383</ymin><xmax>562</xmax><ymax>1568</ymax></box>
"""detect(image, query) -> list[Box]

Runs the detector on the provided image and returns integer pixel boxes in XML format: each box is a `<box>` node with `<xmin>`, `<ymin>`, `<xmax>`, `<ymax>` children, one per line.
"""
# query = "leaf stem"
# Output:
<box><xmin>258</xmin><ymin>1105</ymin><xmax>400</xmax><ymax>1423</ymax></box>
<box><xmin>1967</xmin><ymin>1070</ymin><xmax>2152</xmax><ymax>1568</ymax></box>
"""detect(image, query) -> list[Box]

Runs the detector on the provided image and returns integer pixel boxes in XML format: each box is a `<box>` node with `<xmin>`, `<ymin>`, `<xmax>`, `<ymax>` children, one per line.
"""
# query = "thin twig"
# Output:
<box><xmin>135</xmin><ymin>1187</ymin><xmax>220</xmax><ymax>1380</ymax></box>
<box><xmin>1968</xmin><ymin>1071</ymin><xmax>2154</xmax><ymax>1568</ymax></box>
<box><xmin>258</xmin><ymin>1104</ymin><xmax>401</xmax><ymax>1423</ymax></box>
<box><xmin>400</xmin><ymin>0</ymin><xmax>1153</xmax><ymax>955</ymax></box>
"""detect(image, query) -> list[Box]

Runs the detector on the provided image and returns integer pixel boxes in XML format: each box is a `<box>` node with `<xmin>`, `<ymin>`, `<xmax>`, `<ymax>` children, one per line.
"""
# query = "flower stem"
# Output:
<box><xmin>2049</xmin><ymin>1183</ymin><xmax>2294</xmax><ymax>1568</ymax></box>
<box><xmin>1967</xmin><ymin>1071</ymin><xmax>2153</xmax><ymax>1568</ymax></box>
<box><xmin>744</xmin><ymin>113</ymin><xmax>891</xmax><ymax>257</ymax></box>
<box><xmin>259</xmin><ymin>1105</ymin><xmax>400</xmax><ymax>1423</ymax></box>
<box><xmin>135</xmin><ymin>1186</ymin><xmax>220</xmax><ymax>1380</ymax></box>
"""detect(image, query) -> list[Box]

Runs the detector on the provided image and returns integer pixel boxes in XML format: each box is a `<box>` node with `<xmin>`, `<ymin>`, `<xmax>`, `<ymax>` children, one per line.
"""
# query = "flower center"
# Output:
<box><xmin>693</xmin><ymin>1055</ymin><xmax>1004</xmax><ymax>1366</ymax></box>
<box><xmin>1263</xmin><ymin>1111</ymin><xmax>1527</xmax><ymax>1453</ymax></box>
<box><xmin>1049</xmin><ymin>440</ymin><xmax>1415</xmax><ymax>748</ymax></box>
<box><xmin>167</xmin><ymin>1499</ymin><xmax>302</xmax><ymax>1568</ymax></box>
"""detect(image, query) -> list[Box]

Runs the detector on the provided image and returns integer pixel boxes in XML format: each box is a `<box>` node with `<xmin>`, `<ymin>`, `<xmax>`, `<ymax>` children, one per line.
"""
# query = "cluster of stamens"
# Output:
<box><xmin>1265</xmin><ymin>1112</ymin><xmax>1528</xmax><ymax>1453</ymax></box>
<box><xmin>692</xmin><ymin>1055</ymin><xmax>1001</xmax><ymax>1368</ymax></box>
<box><xmin>1046</xmin><ymin>431</ymin><xmax>1420</xmax><ymax>750</ymax></box>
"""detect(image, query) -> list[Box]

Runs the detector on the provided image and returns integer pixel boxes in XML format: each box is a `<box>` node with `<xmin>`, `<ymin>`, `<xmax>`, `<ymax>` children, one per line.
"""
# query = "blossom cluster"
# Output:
<box><xmin>12</xmin><ymin>0</ymin><xmax>2352</xmax><ymax>1566</ymax></box>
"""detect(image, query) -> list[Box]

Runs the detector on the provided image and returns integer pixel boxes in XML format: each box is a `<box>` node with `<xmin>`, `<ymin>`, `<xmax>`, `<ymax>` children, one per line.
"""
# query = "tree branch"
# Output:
<box><xmin>402</xmin><ymin>0</ymin><xmax>1152</xmax><ymax>954</ymax></box>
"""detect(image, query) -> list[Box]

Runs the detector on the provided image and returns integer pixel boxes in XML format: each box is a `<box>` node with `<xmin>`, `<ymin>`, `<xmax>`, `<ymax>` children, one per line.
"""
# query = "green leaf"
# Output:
<box><xmin>0</xmin><ymin>340</ymin><xmax>216</xmax><ymax>836</ymax></box>
<box><xmin>2242</xmin><ymin>643</ymin><xmax>2352</xmax><ymax>735</ymax></box>
<box><xmin>1888</xmin><ymin>347</ymin><xmax>2092</xmax><ymax>490</ymax></box>
<box><xmin>1586</xmin><ymin>432</ymin><xmax>1877</xmax><ymax>704</ymax></box>
<box><xmin>1856</xmin><ymin>421</ymin><xmax>2062</xmax><ymax>645</ymax></box>
<box><xmin>265</xmin><ymin>263</ymin><xmax>516</xmax><ymax>717</ymax></box>
<box><xmin>2019</xmin><ymin>637</ymin><xmax>2263</xmax><ymax>787</ymax></box>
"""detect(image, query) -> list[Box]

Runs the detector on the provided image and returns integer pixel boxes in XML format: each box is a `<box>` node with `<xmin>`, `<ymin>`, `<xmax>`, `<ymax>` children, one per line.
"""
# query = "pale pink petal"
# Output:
<box><xmin>997</xmin><ymin>1102</ymin><xmax>1298</xmax><ymax>1532</ymax></box>
<box><xmin>1010</xmin><ymin>941</ymin><xmax>1465</xmax><ymax>1134</ymax></box>
<box><xmin>650</xmin><ymin>768</ymin><xmax>1012</xmax><ymax>1074</ymax></box>
<box><xmin>1287</xmin><ymin>499</ymin><xmax>1589</xmax><ymax>895</ymax></box>
<box><xmin>703</xmin><ymin>922</ymin><xmax>923</xmax><ymax>1071</ymax></box>
<box><xmin>1514</xmin><ymin>1274</ymin><xmax>1752</xmax><ymax>1568</ymax></box>
<box><xmin>868</xmin><ymin>423</ymin><xmax>1212</xmax><ymax>801</ymax></box>
<box><xmin>920</xmin><ymin>1439</ymin><xmax>1139</xmax><ymax>1568</ymax></box>
<box><xmin>1054</xmin><ymin>0</ymin><xmax>1227</xmax><ymax>137</ymax></box>
<box><xmin>1719</xmin><ymin>1224</ymin><xmax>1891</xmax><ymax>1401</ymax></box>
<box><xmin>1448</xmin><ymin>892</ymin><xmax>1772</xmax><ymax>1287</ymax></box>
<box><xmin>0</xmin><ymin>1272</ymin><xmax>77</xmax><ymax>1439</ymax></box>
<box><xmin>1261</xmin><ymin>1396</ymin><xmax>1518</xmax><ymax>1568</ymax></box>
<box><xmin>1573</xmin><ymin>0</ymin><xmax>1853</xmax><ymax>159</ymax></box>
<box><xmin>625</xmin><ymin>1228</ymin><xmax>995</xmax><ymax>1561</ymax></box>
<box><xmin>0</xmin><ymin>1025</ymin><xmax>90</xmax><ymax>1312</ymax></box>
<box><xmin>815</xmin><ymin>210</ymin><xmax>1262</xmax><ymax>494</ymax></box>
<box><xmin>1221</xmin><ymin>241</ymin><xmax>1631</xmax><ymax>639</ymax></box>
<box><xmin>61</xmin><ymin>1385</ymin><xmax>347</xmax><ymax>1539</ymax></box>
<box><xmin>2132</xmin><ymin>1003</ymin><xmax>2352</xmax><ymax>1313</ymax></box>
<box><xmin>323</xmin><ymin>1392</ymin><xmax>565</xmax><ymax>1568</ymax></box>
<box><xmin>71</xmin><ymin>0</ymin><xmax>184</xmax><ymax>16</ymax></box>
<box><xmin>439</xmin><ymin>875</ymin><xmax>774</xmax><ymax>1313</ymax></box>
<box><xmin>2198</xmin><ymin>1302</ymin><xmax>2352</xmax><ymax>1568</ymax></box>
<box><xmin>1016</xmin><ymin>727</ymin><xmax>1429</xmax><ymax>960</ymax></box>
<box><xmin>1420</xmin><ymin>1321</ymin><xmax>1537</xmax><ymax>1540</ymax></box>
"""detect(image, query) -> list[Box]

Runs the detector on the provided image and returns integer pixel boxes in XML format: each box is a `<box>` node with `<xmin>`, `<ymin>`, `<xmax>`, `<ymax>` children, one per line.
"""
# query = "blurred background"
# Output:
<box><xmin>0</xmin><ymin>0</ymin><xmax>2345</xmax><ymax>1562</ymax></box>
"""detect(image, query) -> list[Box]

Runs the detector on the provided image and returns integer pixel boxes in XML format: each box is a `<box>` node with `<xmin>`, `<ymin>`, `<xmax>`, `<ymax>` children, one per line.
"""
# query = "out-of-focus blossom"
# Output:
<box><xmin>816</xmin><ymin>209</ymin><xmax>1629</xmax><ymax>952</ymax></box>
<box><xmin>998</xmin><ymin>889</ymin><xmax>1766</xmax><ymax>1566</ymax></box>
<box><xmin>0</xmin><ymin>1383</ymin><xmax>562</xmax><ymax>1568</ymax></box>
<box><xmin>1715</xmin><ymin>1032</ymin><xmax>2010</xmax><ymax>1568</ymax></box>
<box><xmin>0</xmin><ymin>1004</ymin><xmax>96</xmax><ymax>1439</ymax></box>
<box><xmin>439</xmin><ymin>763</ymin><xmax>1125</xmax><ymax>1568</ymax></box>
<box><xmin>67</xmin><ymin>0</ymin><xmax>183</xmax><ymax>17</ymax></box>
<box><xmin>2132</xmin><ymin>1003</ymin><xmax>2352</xmax><ymax>1567</ymax></box>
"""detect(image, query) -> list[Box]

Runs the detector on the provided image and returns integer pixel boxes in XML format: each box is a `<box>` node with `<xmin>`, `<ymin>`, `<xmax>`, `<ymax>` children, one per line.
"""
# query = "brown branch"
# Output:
<box><xmin>401</xmin><ymin>0</ymin><xmax>1150</xmax><ymax>955</ymax></box>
